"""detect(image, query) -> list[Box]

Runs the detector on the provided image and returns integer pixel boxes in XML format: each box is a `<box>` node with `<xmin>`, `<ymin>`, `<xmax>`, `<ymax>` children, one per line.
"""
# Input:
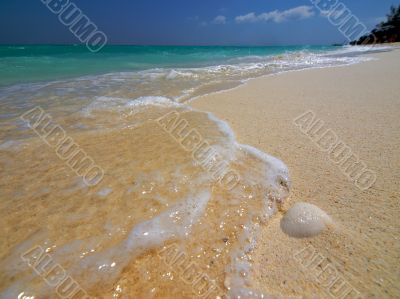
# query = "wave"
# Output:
<box><xmin>0</xmin><ymin>45</ymin><xmax>389</xmax><ymax>138</ymax></box>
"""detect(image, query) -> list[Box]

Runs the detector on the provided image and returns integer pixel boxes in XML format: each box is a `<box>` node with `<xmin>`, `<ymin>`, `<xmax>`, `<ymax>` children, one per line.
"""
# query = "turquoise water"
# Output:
<box><xmin>0</xmin><ymin>45</ymin><xmax>336</xmax><ymax>86</ymax></box>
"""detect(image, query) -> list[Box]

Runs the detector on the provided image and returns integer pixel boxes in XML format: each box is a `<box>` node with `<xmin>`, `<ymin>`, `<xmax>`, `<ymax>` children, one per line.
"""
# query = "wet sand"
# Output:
<box><xmin>0</xmin><ymin>103</ymin><xmax>291</xmax><ymax>298</ymax></box>
<box><xmin>191</xmin><ymin>49</ymin><xmax>400</xmax><ymax>298</ymax></box>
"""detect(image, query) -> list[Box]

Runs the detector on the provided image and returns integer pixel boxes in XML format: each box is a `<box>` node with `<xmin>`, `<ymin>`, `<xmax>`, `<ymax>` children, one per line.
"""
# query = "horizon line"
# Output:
<box><xmin>0</xmin><ymin>43</ymin><xmax>344</xmax><ymax>47</ymax></box>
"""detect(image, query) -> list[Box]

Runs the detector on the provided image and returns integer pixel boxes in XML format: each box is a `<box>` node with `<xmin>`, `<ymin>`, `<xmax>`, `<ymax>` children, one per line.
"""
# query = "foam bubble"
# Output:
<box><xmin>166</xmin><ymin>70</ymin><xmax>194</xmax><ymax>80</ymax></box>
<box><xmin>81</xmin><ymin>96</ymin><xmax>129</xmax><ymax>116</ymax></box>
<box><xmin>125</xmin><ymin>96</ymin><xmax>181</xmax><ymax>108</ymax></box>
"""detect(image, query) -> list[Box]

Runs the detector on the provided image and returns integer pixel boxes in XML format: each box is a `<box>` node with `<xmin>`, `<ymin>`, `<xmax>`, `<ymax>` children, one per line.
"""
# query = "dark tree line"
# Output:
<box><xmin>351</xmin><ymin>5</ymin><xmax>400</xmax><ymax>45</ymax></box>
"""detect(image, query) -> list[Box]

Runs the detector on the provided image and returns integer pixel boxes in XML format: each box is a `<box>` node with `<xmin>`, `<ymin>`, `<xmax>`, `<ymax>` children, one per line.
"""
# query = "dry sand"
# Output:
<box><xmin>191</xmin><ymin>49</ymin><xmax>400</xmax><ymax>298</ymax></box>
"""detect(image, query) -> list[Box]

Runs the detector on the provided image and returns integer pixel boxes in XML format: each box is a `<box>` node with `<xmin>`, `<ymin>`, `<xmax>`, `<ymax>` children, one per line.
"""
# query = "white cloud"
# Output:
<box><xmin>212</xmin><ymin>15</ymin><xmax>227</xmax><ymax>25</ymax></box>
<box><xmin>236</xmin><ymin>13</ymin><xmax>258</xmax><ymax>23</ymax></box>
<box><xmin>235</xmin><ymin>6</ymin><xmax>315</xmax><ymax>24</ymax></box>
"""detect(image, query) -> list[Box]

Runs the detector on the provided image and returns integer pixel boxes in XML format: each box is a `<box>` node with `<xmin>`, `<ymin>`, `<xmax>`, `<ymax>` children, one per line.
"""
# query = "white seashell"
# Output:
<box><xmin>280</xmin><ymin>202</ymin><xmax>333</xmax><ymax>238</ymax></box>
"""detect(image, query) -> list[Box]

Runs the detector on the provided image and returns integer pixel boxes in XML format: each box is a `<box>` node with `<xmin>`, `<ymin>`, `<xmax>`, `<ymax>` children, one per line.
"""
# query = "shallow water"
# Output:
<box><xmin>0</xmin><ymin>103</ymin><xmax>290</xmax><ymax>298</ymax></box>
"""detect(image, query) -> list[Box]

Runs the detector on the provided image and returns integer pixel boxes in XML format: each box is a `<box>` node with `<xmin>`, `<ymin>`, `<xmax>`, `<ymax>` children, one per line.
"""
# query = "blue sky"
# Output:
<box><xmin>0</xmin><ymin>0</ymin><xmax>399</xmax><ymax>45</ymax></box>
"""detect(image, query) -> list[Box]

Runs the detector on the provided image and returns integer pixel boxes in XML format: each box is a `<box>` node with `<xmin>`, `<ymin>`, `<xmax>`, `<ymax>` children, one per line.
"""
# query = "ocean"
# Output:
<box><xmin>0</xmin><ymin>45</ymin><xmax>341</xmax><ymax>86</ymax></box>
<box><xmin>0</xmin><ymin>45</ymin><xmax>384</xmax><ymax>137</ymax></box>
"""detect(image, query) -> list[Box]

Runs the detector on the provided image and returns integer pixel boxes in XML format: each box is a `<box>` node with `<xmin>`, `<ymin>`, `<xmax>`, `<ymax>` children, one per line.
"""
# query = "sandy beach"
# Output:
<box><xmin>1</xmin><ymin>48</ymin><xmax>399</xmax><ymax>299</ymax></box>
<box><xmin>2</xmin><ymin>1</ymin><xmax>400</xmax><ymax>298</ymax></box>
<box><xmin>191</xmin><ymin>49</ymin><xmax>400</xmax><ymax>298</ymax></box>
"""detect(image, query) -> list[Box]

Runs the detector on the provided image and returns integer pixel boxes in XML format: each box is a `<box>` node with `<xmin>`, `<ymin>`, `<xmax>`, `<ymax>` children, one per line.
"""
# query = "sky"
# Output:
<box><xmin>0</xmin><ymin>0</ymin><xmax>399</xmax><ymax>45</ymax></box>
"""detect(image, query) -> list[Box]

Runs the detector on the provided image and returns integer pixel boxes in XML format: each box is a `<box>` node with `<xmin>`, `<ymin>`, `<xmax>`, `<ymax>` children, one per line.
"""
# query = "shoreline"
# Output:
<box><xmin>186</xmin><ymin>54</ymin><xmax>374</xmax><ymax>104</ymax></box>
<box><xmin>0</xmin><ymin>45</ymin><xmax>388</xmax><ymax>95</ymax></box>
<box><xmin>190</xmin><ymin>49</ymin><xmax>400</xmax><ymax>297</ymax></box>
<box><xmin>187</xmin><ymin>43</ymin><xmax>400</xmax><ymax>104</ymax></box>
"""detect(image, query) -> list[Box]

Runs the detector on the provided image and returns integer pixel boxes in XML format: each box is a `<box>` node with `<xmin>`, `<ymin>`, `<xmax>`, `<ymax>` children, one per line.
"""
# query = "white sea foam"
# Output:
<box><xmin>0</xmin><ymin>191</ymin><xmax>212</xmax><ymax>296</ymax></box>
<box><xmin>124</xmin><ymin>190</ymin><xmax>211</xmax><ymax>249</ymax></box>
<box><xmin>0</xmin><ymin>100</ymin><xmax>294</xmax><ymax>297</ymax></box>
<box><xmin>338</xmin><ymin>44</ymin><xmax>394</xmax><ymax>54</ymax></box>
<box><xmin>81</xmin><ymin>96</ymin><xmax>130</xmax><ymax>116</ymax></box>
<box><xmin>239</xmin><ymin>144</ymin><xmax>290</xmax><ymax>201</ymax></box>
<box><xmin>166</xmin><ymin>70</ymin><xmax>196</xmax><ymax>80</ymax></box>
<box><xmin>125</xmin><ymin>96</ymin><xmax>181</xmax><ymax>108</ymax></box>
<box><xmin>80</xmin><ymin>96</ymin><xmax>183</xmax><ymax>118</ymax></box>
